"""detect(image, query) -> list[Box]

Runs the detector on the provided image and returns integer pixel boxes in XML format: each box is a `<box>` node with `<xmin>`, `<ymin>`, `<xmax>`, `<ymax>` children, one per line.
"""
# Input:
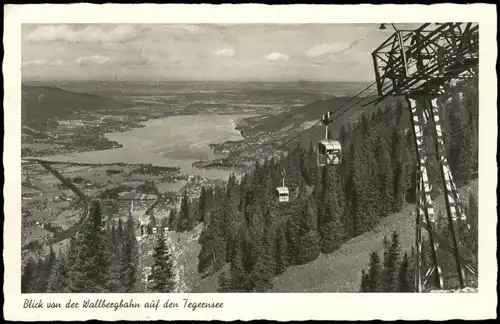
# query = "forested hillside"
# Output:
<box><xmin>190</xmin><ymin>80</ymin><xmax>478</xmax><ymax>292</ymax></box>
<box><xmin>22</xmin><ymin>85</ymin><xmax>126</xmax><ymax>129</ymax></box>
<box><xmin>21</xmin><ymin>79</ymin><xmax>478</xmax><ymax>293</ymax></box>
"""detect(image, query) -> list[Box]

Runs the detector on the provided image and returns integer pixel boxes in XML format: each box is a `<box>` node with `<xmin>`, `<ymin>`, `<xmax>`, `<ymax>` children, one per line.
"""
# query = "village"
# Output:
<box><xmin>21</xmin><ymin>159</ymin><xmax>224</xmax><ymax>260</ymax></box>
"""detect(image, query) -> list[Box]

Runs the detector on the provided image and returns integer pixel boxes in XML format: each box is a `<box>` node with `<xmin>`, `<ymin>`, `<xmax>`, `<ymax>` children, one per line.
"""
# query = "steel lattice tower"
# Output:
<box><xmin>371</xmin><ymin>23</ymin><xmax>478</xmax><ymax>292</ymax></box>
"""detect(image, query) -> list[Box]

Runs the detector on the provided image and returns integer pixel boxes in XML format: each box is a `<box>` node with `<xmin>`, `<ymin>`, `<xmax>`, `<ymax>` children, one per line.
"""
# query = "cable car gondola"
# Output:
<box><xmin>317</xmin><ymin>112</ymin><xmax>342</xmax><ymax>167</ymax></box>
<box><xmin>317</xmin><ymin>139</ymin><xmax>342</xmax><ymax>166</ymax></box>
<box><xmin>275</xmin><ymin>170</ymin><xmax>289</xmax><ymax>203</ymax></box>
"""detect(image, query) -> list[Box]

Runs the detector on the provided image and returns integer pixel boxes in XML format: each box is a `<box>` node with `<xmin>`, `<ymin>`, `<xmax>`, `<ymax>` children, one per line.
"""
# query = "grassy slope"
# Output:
<box><xmin>270</xmin><ymin>179</ymin><xmax>478</xmax><ymax>292</ymax></box>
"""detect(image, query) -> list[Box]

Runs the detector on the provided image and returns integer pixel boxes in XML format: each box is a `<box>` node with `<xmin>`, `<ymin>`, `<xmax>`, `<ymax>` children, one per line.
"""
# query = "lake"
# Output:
<box><xmin>44</xmin><ymin>114</ymin><xmax>252</xmax><ymax>180</ymax></box>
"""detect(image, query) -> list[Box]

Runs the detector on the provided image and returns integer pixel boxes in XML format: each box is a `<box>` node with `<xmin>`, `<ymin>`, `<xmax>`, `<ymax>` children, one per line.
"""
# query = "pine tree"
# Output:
<box><xmin>217</xmin><ymin>269</ymin><xmax>232</xmax><ymax>292</ymax></box>
<box><xmin>374</xmin><ymin>135</ymin><xmax>394</xmax><ymax>218</ymax></box>
<box><xmin>285</xmin><ymin>214</ymin><xmax>300</xmax><ymax>266</ymax></box>
<box><xmin>274</xmin><ymin>225</ymin><xmax>288</xmax><ymax>275</ymax></box>
<box><xmin>197</xmin><ymin>209</ymin><xmax>227</xmax><ymax>276</ymax></box>
<box><xmin>198</xmin><ymin>186</ymin><xmax>207</xmax><ymax>223</ymax></box>
<box><xmin>382</xmin><ymin>231</ymin><xmax>401</xmax><ymax>292</ymax></box>
<box><xmin>66</xmin><ymin>237</ymin><xmax>79</xmax><ymax>292</ymax></box>
<box><xmin>339</xmin><ymin>125</ymin><xmax>348</xmax><ymax>148</ymax></box>
<box><xmin>177</xmin><ymin>190</ymin><xmax>193</xmax><ymax>232</ymax></box>
<box><xmin>119</xmin><ymin>214</ymin><xmax>139</xmax><ymax>292</ymax></box>
<box><xmin>149</xmin><ymin>213</ymin><xmax>157</xmax><ymax>228</ymax></box>
<box><xmin>116</xmin><ymin>218</ymin><xmax>125</xmax><ymax>247</ymax></box>
<box><xmin>47</xmin><ymin>252</ymin><xmax>69</xmax><ymax>293</ymax></box>
<box><xmin>32</xmin><ymin>258</ymin><xmax>45</xmax><ymax>293</ymax></box>
<box><xmin>368</xmin><ymin>252</ymin><xmax>382</xmax><ymax>292</ymax></box>
<box><xmin>319</xmin><ymin>165</ymin><xmax>346</xmax><ymax>254</ymax></box>
<box><xmin>297</xmin><ymin>230</ymin><xmax>321</xmax><ymax>265</ymax></box>
<box><xmin>360</xmin><ymin>269</ymin><xmax>371</xmax><ymax>292</ymax></box>
<box><xmin>167</xmin><ymin>208</ymin><xmax>177</xmax><ymax>231</ymax></box>
<box><xmin>71</xmin><ymin>201</ymin><xmax>109</xmax><ymax>292</ymax></box>
<box><xmin>228</xmin><ymin>224</ymin><xmax>251</xmax><ymax>292</ymax></box>
<box><xmin>247</xmin><ymin>222</ymin><xmax>274</xmax><ymax>293</ymax></box>
<box><xmin>35</xmin><ymin>246</ymin><xmax>56</xmax><ymax>293</ymax></box>
<box><xmin>397</xmin><ymin>252</ymin><xmax>414</xmax><ymax>292</ymax></box>
<box><xmin>392</xmin><ymin>127</ymin><xmax>412</xmax><ymax>211</ymax></box>
<box><xmin>21</xmin><ymin>257</ymin><xmax>38</xmax><ymax>293</ymax></box>
<box><xmin>148</xmin><ymin>228</ymin><xmax>175</xmax><ymax>293</ymax></box>
<box><xmin>104</xmin><ymin>223</ymin><xmax>121</xmax><ymax>292</ymax></box>
<box><xmin>453</xmin><ymin>125</ymin><xmax>475</xmax><ymax>185</ymax></box>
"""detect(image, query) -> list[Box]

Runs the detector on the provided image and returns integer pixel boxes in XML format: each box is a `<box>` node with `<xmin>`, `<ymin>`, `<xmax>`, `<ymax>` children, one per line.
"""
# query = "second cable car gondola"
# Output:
<box><xmin>317</xmin><ymin>112</ymin><xmax>342</xmax><ymax>167</ymax></box>
<box><xmin>275</xmin><ymin>170</ymin><xmax>289</xmax><ymax>203</ymax></box>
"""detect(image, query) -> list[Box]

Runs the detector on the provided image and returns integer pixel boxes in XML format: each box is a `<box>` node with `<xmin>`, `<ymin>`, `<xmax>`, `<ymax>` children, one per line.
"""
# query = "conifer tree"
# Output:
<box><xmin>217</xmin><ymin>269</ymin><xmax>232</xmax><ymax>292</ymax></box>
<box><xmin>71</xmin><ymin>201</ymin><xmax>109</xmax><ymax>293</ymax></box>
<box><xmin>297</xmin><ymin>230</ymin><xmax>321</xmax><ymax>265</ymax></box>
<box><xmin>368</xmin><ymin>252</ymin><xmax>382</xmax><ymax>292</ymax></box>
<box><xmin>35</xmin><ymin>246</ymin><xmax>56</xmax><ymax>293</ymax></box>
<box><xmin>104</xmin><ymin>223</ymin><xmax>121</xmax><ymax>292</ymax></box>
<box><xmin>117</xmin><ymin>218</ymin><xmax>125</xmax><ymax>245</ymax></box>
<box><xmin>197</xmin><ymin>209</ymin><xmax>227</xmax><ymax>276</ymax></box>
<box><xmin>228</xmin><ymin>224</ymin><xmax>252</xmax><ymax>292</ymax></box>
<box><xmin>360</xmin><ymin>269</ymin><xmax>371</xmax><ymax>292</ymax></box>
<box><xmin>149</xmin><ymin>213</ymin><xmax>157</xmax><ymax>228</ymax></box>
<box><xmin>274</xmin><ymin>225</ymin><xmax>288</xmax><ymax>275</ymax></box>
<box><xmin>119</xmin><ymin>214</ymin><xmax>139</xmax><ymax>292</ymax></box>
<box><xmin>453</xmin><ymin>125</ymin><xmax>475</xmax><ymax>185</ymax></box>
<box><xmin>246</xmin><ymin>216</ymin><xmax>274</xmax><ymax>292</ymax></box>
<box><xmin>308</xmin><ymin>141</ymin><xmax>319</xmax><ymax>186</ymax></box>
<box><xmin>374</xmin><ymin>136</ymin><xmax>394</xmax><ymax>217</ymax></box>
<box><xmin>66</xmin><ymin>237</ymin><xmax>79</xmax><ymax>292</ymax></box>
<box><xmin>167</xmin><ymin>208</ymin><xmax>177</xmax><ymax>231</ymax></box>
<box><xmin>382</xmin><ymin>231</ymin><xmax>401</xmax><ymax>292</ymax></box>
<box><xmin>285</xmin><ymin>215</ymin><xmax>301</xmax><ymax>266</ymax></box>
<box><xmin>47</xmin><ymin>252</ymin><xmax>69</xmax><ymax>293</ymax></box>
<box><xmin>198</xmin><ymin>186</ymin><xmax>207</xmax><ymax>223</ymax></box>
<box><xmin>391</xmin><ymin>128</ymin><xmax>411</xmax><ymax>211</ymax></box>
<box><xmin>177</xmin><ymin>190</ymin><xmax>193</xmax><ymax>232</ymax></box>
<box><xmin>148</xmin><ymin>227</ymin><xmax>175</xmax><ymax>293</ymax></box>
<box><xmin>397</xmin><ymin>252</ymin><xmax>414</xmax><ymax>292</ymax></box>
<box><xmin>339</xmin><ymin>125</ymin><xmax>348</xmax><ymax>148</ymax></box>
<box><xmin>21</xmin><ymin>257</ymin><xmax>38</xmax><ymax>293</ymax></box>
<box><xmin>319</xmin><ymin>165</ymin><xmax>346</xmax><ymax>254</ymax></box>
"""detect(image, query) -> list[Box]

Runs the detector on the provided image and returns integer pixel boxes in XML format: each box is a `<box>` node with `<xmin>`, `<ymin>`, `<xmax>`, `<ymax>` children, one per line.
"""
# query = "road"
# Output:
<box><xmin>22</xmin><ymin>160</ymin><xmax>90</xmax><ymax>250</ymax></box>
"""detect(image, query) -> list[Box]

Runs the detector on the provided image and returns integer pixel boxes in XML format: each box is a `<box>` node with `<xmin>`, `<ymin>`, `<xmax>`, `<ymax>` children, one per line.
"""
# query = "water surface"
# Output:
<box><xmin>44</xmin><ymin>114</ymin><xmax>251</xmax><ymax>180</ymax></box>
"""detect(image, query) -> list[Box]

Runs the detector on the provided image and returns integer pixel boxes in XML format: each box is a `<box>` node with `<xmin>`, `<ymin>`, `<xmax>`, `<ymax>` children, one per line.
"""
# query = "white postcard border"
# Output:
<box><xmin>3</xmin><ymin>4</ymin><xmax>498</xmax><ymax>321</ymax></box>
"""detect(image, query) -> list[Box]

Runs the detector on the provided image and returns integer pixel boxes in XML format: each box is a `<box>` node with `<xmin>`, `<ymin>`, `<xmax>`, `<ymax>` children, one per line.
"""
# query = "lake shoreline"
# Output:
<box><xmin>34</xmin><ymin>114</ymin><xmax>256</xmax><ymax>180</ymax></box>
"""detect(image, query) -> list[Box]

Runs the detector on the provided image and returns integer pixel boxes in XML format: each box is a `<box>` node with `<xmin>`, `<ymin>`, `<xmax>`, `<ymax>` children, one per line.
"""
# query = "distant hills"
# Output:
<box><xmin>244</xmin><ymin>94</ymin><xmax>402</xmax><ymax>146</ymax></box>
<box><xmin>22</xmin><ymin>85</ymin><xmax>126</xmax><ymax>127</ymax></box>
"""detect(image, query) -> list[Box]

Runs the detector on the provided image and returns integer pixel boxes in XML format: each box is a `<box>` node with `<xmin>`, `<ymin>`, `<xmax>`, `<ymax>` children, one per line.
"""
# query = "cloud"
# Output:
<box><xmin>76</xmin><ymin>55</ymin><xmax>114</xmax><ymax>66</ymax></box>
<box><xmin>264</xmin><ymin>52</ymin><xmax>289</xmax><ymax>61</ymax></box>
<box><xmin>305</xmin><ymin>43</ymin><xmax>350</xmax><ymax>58</ymax></box>
<box><xmin>119</xmin><ymin>56</ymin><xmax>151</xmax><ymax>66</ymax></box>
<box><xmin>166</xmin><ymin>24</ymin><xmax>202</xmax><ymax>33</ymax></box>
<box><xmin>305</xmin><ymin>38</ymin><xmax>368</xmax><ymax>58</ymax></box>
<box><xmin>75</xmin><ymin>55</ymin><xmax>151</xmax><ymax>67</ymax></box>
<box><xmin>212</xmin><ymin>48</ymin><xmax>235</xmax><ymax>57</ymax></box>
<box><xmin>26</xmin><ymin>25</ymin><xmax>140</xmax><ymax>43</ymax></box>
<box><xmin>22</xmin><ymin>59</ymin><xmax>64</xmax><ymax>66</ymax></box>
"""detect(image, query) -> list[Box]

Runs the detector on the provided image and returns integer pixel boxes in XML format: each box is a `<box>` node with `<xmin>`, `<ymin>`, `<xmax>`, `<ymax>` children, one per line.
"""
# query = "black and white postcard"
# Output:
<box><xmin>3</xmin><ymin>3</ymin><xmax>497</xmax><ymax>321</ymax></box>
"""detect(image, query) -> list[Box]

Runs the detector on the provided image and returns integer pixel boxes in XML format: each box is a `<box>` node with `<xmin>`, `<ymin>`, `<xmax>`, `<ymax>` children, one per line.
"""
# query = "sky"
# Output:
<box><xmin>21</xmin><ymin>23</ymin><xmax>424</xmax><ymax>82</ymax></box>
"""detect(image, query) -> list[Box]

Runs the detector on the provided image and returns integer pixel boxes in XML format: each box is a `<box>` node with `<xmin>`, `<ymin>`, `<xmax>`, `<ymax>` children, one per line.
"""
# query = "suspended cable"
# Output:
<box><xmin>233</xmin><ymin>83</ymin><xmax>381</xmax><ymax>178</ymax></box>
